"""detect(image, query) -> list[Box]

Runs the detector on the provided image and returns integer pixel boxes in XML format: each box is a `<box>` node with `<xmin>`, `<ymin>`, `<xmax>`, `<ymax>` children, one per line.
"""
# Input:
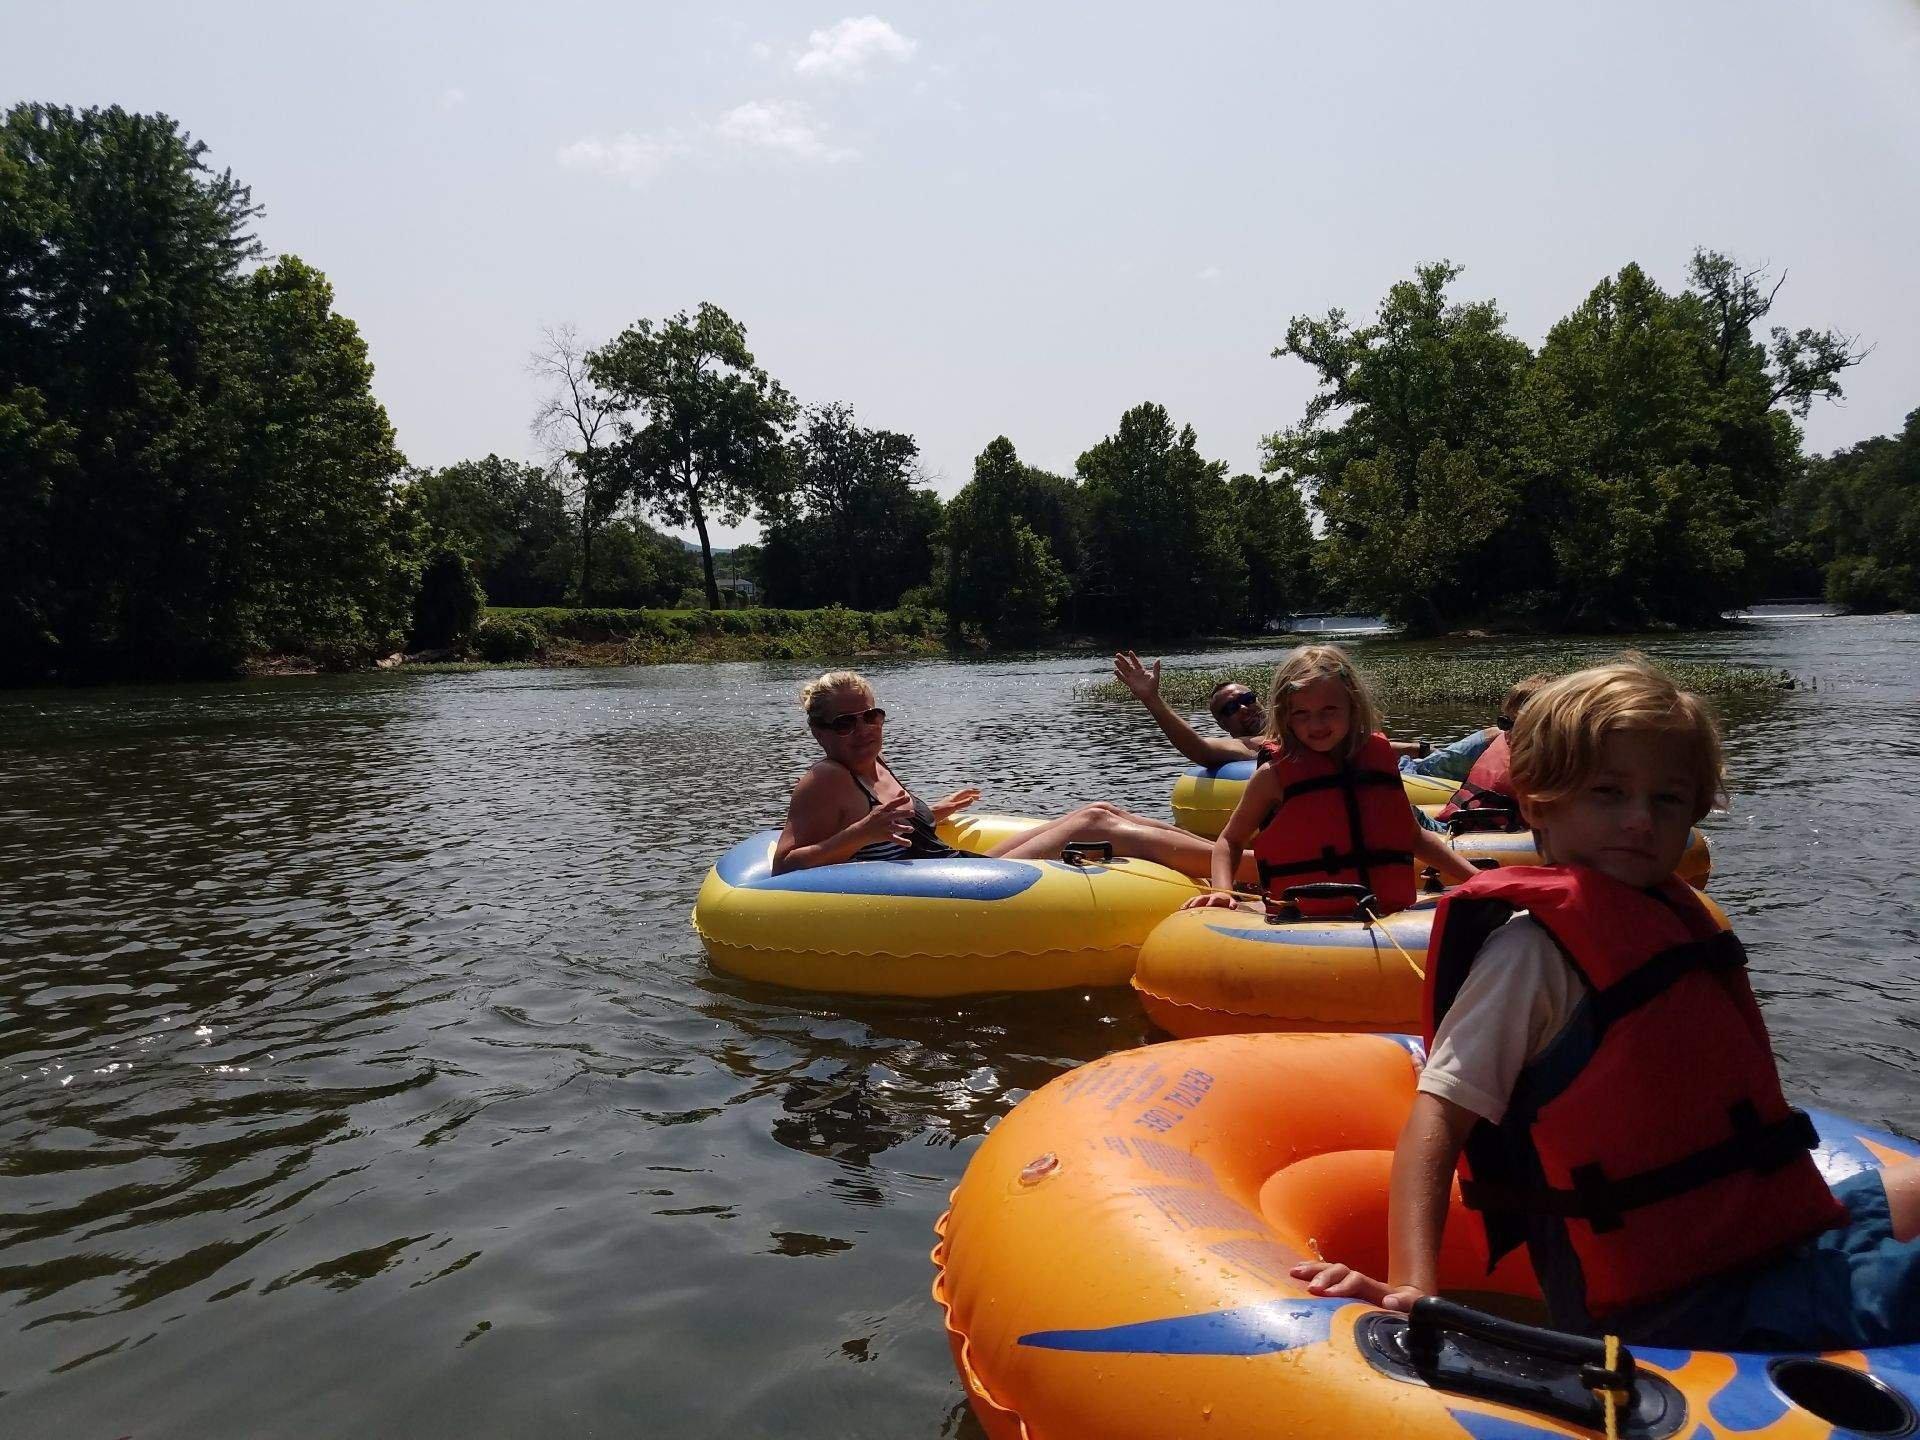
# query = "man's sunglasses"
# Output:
<box><xmin>1214</xmin><ymin>692</ymin><xmax>1260</xmax><ymax>719</ymax></box>
<box><xmin>812</xmin><ymin>707</ymin><xmax>886</xmax><ymax>735</ymax></box>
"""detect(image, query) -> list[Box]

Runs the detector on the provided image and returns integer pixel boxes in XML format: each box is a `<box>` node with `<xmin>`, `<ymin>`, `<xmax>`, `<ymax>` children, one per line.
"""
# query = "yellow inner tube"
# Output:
<box><xmin>1134</xmin><ymin>888</ymin><xmax>1730</xmax><ymax>1038</ymax></box>
<box><xmin>691</xmin><ymin>814</ymin><xmax>1202</xmax><ymax>997</ymax></box>
<box><xmin>1172</xmin><ymin>760</ymin><xmax>1455</xmax><ymax>837</ymax></box>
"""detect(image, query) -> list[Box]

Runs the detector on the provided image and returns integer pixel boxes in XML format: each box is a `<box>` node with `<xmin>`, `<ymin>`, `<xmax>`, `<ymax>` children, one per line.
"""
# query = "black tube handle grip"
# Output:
<box><xmin>1279</xmin><ymin>882</ymin><xmax>1373</xmax><ymax>903</ymax></box>
<box><xmin>1061</xmin><ymin>840</ymin><xmax>1114</xmax><ymax>866</ymax></box>
<box><xmin>1408</xmin><ymin>1298</ymin><xmax>1636</xmax><ymax>1388</ymax></box>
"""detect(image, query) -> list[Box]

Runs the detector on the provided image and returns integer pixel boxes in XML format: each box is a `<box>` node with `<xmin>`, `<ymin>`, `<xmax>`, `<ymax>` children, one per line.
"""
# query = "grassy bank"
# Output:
<box><xmin>473</xmin><ymin>604</ymin><xmax>950</xmax><ymax>665</ymax></box>
<box><xmin>1083</xmin><ymin>648</ymin><xmax>1796</xmax><ymax>710</ymax></box>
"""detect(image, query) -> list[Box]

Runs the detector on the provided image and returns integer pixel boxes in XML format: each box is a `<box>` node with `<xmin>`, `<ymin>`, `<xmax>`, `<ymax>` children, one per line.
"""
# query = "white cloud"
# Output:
<box><xmin>556</xmin><ymin>131</ymin><xmax>691</xmax><ymax>184</ymax></box>
<box><xmin>1196</xmin><ymin>265</ymin><xmax>1223</xmax><ymax>282</ymax></box>
<box><xmin>558</xmin><ymin>99</ymin><xmax>859</xmax><ymax>186</ymax></box>
<box><xmin>715</xmin><ymin>100</ymin><xmax>857</xmax><ymax>163</ymax></box>
<box><xmin>751</xmin><ymin>41</ymin><xmax>773</xmax><ymax>61</ymax></box>
<box><xmin>439</xmin><ymin>87</ymin><xmax>466</xmax><ymax>110</ymax></box>
<box><xmin>793</xmin><ymin>16</ymin><xmax>916</xmax><ymax>80</ymax></box>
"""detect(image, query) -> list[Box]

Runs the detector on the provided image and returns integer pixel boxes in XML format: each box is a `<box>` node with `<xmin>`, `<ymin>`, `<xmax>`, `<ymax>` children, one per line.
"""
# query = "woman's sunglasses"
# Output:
<box><xmin>812</xmin><ymin>707</ymin><xmax>886</xmax><ymax>735</ymax></box>
<box><xmin>1214</xmin><ymin>692</ymin><xmax>1260</xmax><ymax>720</ymax></box>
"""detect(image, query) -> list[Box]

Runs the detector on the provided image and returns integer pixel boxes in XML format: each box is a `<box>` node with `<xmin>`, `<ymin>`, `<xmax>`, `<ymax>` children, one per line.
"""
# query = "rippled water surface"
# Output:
<box><xmin>3</xmin><ymin>615</ymin><xmax>1916</xmax><ymax>1437</ymax></box>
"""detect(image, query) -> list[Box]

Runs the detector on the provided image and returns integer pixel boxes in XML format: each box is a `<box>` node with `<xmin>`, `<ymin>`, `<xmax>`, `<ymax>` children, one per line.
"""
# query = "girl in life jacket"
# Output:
<box><xmin>1290</xmin><ymin>660</ymin><xmax>1920</xmax><ymax>1350</ymax></box>
<box><xmin>1181</xmin><ymin>645</ymin><xmax>1479</xmax><ymax>918</ymax></box>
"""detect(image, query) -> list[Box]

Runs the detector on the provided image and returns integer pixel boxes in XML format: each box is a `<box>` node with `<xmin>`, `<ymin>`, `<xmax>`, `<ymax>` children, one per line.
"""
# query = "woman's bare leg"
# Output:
<box><xmin>989</xmin><ymin>803</ymin><xmax>1255</xmax><ymax>885</ymax></box>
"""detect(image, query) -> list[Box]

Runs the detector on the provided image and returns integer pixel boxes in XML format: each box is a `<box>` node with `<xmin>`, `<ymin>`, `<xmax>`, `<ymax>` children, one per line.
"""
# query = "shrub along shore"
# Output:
<box><xmin>460</xmin><ymin>605</ymin><xmax>950</xmax><ymax>666</ymax></box>
<box><xmin>1083</xmin><ymin>650</ymin><xmax>1795</xmax><ymax>711</ymax></box>
<box><xmin>319</xmin><ymin>607</ymin><xmax>1801</xmax><ymax>704</ymax></box>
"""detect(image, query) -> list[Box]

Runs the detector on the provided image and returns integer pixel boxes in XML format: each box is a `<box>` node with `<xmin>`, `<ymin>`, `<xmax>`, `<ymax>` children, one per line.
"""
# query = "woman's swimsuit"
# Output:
<box><xmin>843</xmin><ymin>760</ymin><xmax>963</xmax><ymax>862</ymax></box>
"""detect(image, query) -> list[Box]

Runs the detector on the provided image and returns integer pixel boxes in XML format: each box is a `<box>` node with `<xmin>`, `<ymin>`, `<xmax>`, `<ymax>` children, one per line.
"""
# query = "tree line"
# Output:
<box><xmin>540</xmin><ymin>254</ymin><xmax>1896</xmax><ymax>639</ymax></box>
<box><xmin>2</xmin><ymin>103</ymin><xmax>1911</xmax><ymax>685</ymax></box>
<box><xmin>1265</xmin><ymin>255</ymin><xmax>1873</xmax><ymax>631</ymax></box>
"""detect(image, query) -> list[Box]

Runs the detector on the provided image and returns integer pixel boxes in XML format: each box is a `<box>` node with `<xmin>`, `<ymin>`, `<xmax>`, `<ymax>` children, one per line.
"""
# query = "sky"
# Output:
<box><xmin>7</xmin><ymin>1</ymin><xmax>1920</xmax><ymax>549</ymax></box>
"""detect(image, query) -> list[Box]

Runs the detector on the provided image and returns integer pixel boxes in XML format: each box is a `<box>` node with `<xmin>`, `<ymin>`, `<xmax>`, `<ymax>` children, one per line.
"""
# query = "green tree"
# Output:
<box><xmin>938</xmin><ymin>437</ymin><xmax>1073</xmax><ymax>640</ymax></box>
<box><xmin>403</xmin><ymin>455</ymin><xmax>573</xmax><ymax>606</ymax></box>
<box><xmin>1513</xmin><ymin>254</ymin><xmax>1862</xmax><ymax>626</ymax></box>
<box><xmin>1</xmin><ymin>103</ymin><xmax>264</xmax><ymax>677</ymax></box>
<box><xmin>1266</xmin><ymin>263</ymin><xmax>1530</xmax><ymax>630</ymax></box>
<box><xmin>220</xmin><ymin>257</ymin><xmax>410</xmax><ymax>659</ymax></box>
<box><xmin>1226</xmin><ymin>473</ymin><xmax>1319</xmax><ymax>626</ymax></box>
<box><xmin>408</xmin><ymin>548</ymin><xmax>486</xmax><ymax>650</ymax></box>
<box><xmin>760</xmin><ymin>403</ymin><xmax>938</xmax><ymax>608</ymax></box>
<box><xmin>587</xmin><ymin>303</ymin><xmax>796</xmax><ymax>609</ymax></box>
<box><xmin>590</xmin><ymin>518</ymin><xmax>703</xmax><ymax>607</ymax></box>
<box><xmin>0</xmin><ymin>104</ymin><xmax>408</xmax><ymax>680</ymax></box>
<box><xmin>1267</xmin><ymin>253</ymin><xmax>1861</xmax><ymax>631</ymax></box>
<box><xmin>1077</xmin><ymin>404</ymin><xmax>1245</xmax><ymax>637</ymax></box>
<box><xmin>1799</xmin><ymin>410</ymin><xmax>1920</xmax><ymax>612</ymax></box>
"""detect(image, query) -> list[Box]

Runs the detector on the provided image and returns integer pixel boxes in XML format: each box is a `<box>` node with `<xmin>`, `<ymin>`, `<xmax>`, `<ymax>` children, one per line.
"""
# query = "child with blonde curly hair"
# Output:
<box><xmin>1293</xmin><ymin>659</ymin><xmax>1920</xmax><ymax>1349</ymax></box>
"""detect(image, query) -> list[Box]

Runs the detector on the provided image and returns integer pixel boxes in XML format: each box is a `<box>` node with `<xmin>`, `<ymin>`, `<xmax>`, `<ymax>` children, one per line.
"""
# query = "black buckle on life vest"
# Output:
<box><xmin>1461</xmin><ymin>1105</ymin><xmax>1823</xmax><ymax>1232</ymax></box>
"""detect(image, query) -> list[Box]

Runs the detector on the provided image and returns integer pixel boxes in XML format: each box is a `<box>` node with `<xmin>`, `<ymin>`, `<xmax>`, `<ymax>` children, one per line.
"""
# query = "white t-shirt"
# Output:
<box><xmin>1418</xmin><ymin>914</ymin><xmax>1584</xmax><ymax>1124</ymax></box>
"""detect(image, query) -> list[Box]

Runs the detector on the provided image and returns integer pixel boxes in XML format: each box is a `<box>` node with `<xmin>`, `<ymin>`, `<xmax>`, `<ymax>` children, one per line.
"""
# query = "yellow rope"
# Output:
<box><xmin>1600</xmin><ymin>1333</ymin><xmax>1624</xmax><ymax>1440</ymax></box>
<box><xmin>1360</xmin><ymin>899</ymin><xmax>1427</xmax><ymax>980</ymax></box>
<box><xmin>1054</xmin><ymin>851</ymin><xmax>1262</xmax><ymax>902</ymax></box>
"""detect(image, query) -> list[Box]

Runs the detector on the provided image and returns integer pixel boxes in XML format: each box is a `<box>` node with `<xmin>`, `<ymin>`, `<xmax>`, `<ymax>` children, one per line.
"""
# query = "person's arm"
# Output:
<box><xmin>1288</xmin><ymin>1092</ymin><xmax>1476</xmax><ymax>1308</ymax></box>
<box><xmin>1385</xmin><ymin>1093</ymin><xmax>1480</xmax><ymax>1299</ymax></box>
<box><xmin>1184</xmin><ymin>766</ymin><xmax>1275</xmax><ymax>908</ymax></box>
<box><xmin>1414</xmin><ymin>825</ymin><xmax>1480</xmax><ymax>887</ymax></box>
<box><xmin>1290</xmin><ymin>918</ymin><xmax>1567</xmax><ymax>1307</ymax></box>
<box><xmin>1113</xmin><ymin>651</ymin><xmax>1254</xmax><ymax>768</ymax></box>
<box><xmin>772</xmin><ymin>773</ymin><xmax>915</xmax><ymax>874</ymax></box>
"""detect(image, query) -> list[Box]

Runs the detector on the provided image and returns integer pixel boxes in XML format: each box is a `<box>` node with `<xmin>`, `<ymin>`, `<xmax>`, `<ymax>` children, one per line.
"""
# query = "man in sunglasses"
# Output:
<box><xmin>1112</xmin><ymin>651</ymin><xmax>1267</xmax><ymax>768</ymax></box>
<box><xmin>1113</xmin><ymin>649</ymin><xmax>1463</xmax><ymax>772</ymax></box>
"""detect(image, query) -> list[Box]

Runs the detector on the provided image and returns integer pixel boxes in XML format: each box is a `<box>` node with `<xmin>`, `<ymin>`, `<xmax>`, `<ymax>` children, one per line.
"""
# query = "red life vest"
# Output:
<box><xmin>1435</xmin><ymin>731</ymin><xmax>1524</xmax><ymax>832</ymax></box>
<box><xmin>1251</xmin><ymin>732</ymin><xmax>1417</xmax><ymax>916</ymax></box>
<box><xmin>1423</xmin><ymin>866</ymin><xmax>1846</xmax><ymax>1320</ymax></box>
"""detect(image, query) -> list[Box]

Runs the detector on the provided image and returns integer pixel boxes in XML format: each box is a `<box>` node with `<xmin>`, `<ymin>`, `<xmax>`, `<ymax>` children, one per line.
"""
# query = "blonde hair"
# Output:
<box><xmin>1508</xmin><ymin>658</ymin><xmax>1726</xmax><ymax>822</ymax></box>
<box><xmin>1262</xmin><ymin>644</ymin><xmax>1384</xmax><ymax>762</ymax></box>
<box><xmin>799</xmin><ymin>669</ymin><xmax>873</xmax><ymax>725</ymax></box>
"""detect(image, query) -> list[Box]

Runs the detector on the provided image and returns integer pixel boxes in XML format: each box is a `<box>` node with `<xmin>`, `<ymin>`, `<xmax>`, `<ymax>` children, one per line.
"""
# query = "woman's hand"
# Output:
<box><xmin>1112</xmin><ymin>650</ymin><xmax>1162</xmax><ymax>703</ymax></box>
<box><xmin>928</xmin><ymin>787</ymin><xmax>981</xmax><ymax>824</ymax></box>
<box><xmin>849</xmin><ymin>793</ymin><xmax>916</xmax><ymax>851</ymax></box>
<box><xmin>1181</xmin><ymin>891</ymin><xmax>1241</xmax><ymax>911</ymax></box>
<box><xmin>1288</xmin><ymin>1260</ymin><xmax>1427</xmax><ymax>1312</ymax></box>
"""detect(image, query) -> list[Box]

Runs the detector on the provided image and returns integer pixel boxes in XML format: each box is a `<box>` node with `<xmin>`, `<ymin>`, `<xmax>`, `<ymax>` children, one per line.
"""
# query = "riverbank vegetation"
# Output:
<box><xmin>2</xmin><ymin>103</ymin><xmax>1910</xmax><ymax>686</ymax></box>
<box><xmin>1086</xmin><ymin>651</ymin><xmax>1796</xmax><ymax>713</ymax></box>
<box><xmin>475</xmin><ymin>604</ymin><xmax>946</xmax><ymax>665</ymax></box>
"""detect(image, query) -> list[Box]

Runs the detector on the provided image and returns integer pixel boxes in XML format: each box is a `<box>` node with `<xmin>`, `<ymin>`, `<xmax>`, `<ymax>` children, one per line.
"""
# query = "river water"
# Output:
<box><xmin>1</xmin><ymin>613</ymin><xmax>1915</xmax><ymax>1438</ymax></box>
